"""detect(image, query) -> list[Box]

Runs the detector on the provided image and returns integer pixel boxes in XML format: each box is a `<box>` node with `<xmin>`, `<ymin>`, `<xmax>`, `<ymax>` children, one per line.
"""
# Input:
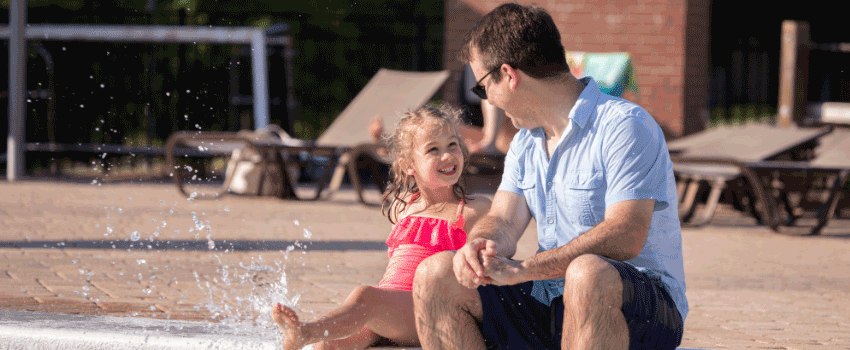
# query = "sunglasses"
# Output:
<box><xmin>470</xmin><ymin>66</ymin><xmax>501</xmax><ymax>100</ymax></box>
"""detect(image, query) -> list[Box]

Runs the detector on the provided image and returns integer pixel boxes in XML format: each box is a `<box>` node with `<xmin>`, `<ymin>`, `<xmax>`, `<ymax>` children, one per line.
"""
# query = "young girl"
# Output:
<box><xmin>272</xmin><ymin>105</ymin><xmax>492</xmax><ymax>350</ymax></box>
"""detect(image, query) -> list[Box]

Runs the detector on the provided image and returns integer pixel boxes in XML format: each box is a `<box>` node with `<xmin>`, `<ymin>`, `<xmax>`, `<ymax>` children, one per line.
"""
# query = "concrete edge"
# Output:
<box><xmin>0</xmin><ymin>309</ymin><xmax>277</xmax><ymax>350</ymax></box>
<box><xmin>0</xmin><ymin>309</ymin><xmax>708</xmax><ymax>350</ymax></box>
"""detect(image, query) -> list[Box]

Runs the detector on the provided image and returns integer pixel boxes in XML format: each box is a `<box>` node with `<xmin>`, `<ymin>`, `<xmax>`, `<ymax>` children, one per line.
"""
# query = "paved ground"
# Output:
<box><xmin>1</xmin><ymin>179</ymin><xmax>849</xmax><ymax>349</ymax></box>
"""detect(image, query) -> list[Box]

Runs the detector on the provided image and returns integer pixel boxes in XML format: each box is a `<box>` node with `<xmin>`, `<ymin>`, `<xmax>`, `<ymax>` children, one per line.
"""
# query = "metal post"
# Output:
<box><xmin>251</xmin><ymin>30</ymin><xmax>269</xmax><ymax>130</ymax></box>
<box><xmin>7</xmin><ymin>0</ymin><xmax>27</xmax><ymax>181</ymax></box>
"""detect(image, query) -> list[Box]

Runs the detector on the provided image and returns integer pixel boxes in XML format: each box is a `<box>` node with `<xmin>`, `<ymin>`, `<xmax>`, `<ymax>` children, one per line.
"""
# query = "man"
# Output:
<box><xmin>412</xmin><ymin>3</ymin><xmax>687</xmax><ymax>350</ymax></box>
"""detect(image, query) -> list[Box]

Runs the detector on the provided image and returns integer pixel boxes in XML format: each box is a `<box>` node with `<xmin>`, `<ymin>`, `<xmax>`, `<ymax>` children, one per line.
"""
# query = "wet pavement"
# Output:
<box><xmin>1</xmin><ymin>179</ymin><xmax>849</xmax><ymax>349</ymax></box>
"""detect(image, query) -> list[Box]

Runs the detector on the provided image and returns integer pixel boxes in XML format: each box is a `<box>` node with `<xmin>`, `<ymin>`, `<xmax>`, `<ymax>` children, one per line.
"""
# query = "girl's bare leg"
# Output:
<box><xmin>272</xmin><ymin>286</ymin><xmax>418</xmax><ymax>350</ymax></box>
<box><xmin>314</xmin><ymin>327</ymin><xmax>379</xmax><ymax>350</ymax></box>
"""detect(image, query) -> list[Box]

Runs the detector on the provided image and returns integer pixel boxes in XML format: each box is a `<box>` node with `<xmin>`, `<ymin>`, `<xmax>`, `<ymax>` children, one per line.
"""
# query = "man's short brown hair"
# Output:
<box><xmin>460</xmin><ymin>3</ymin><xmax>570</xmax><ymax>80</ymax></box>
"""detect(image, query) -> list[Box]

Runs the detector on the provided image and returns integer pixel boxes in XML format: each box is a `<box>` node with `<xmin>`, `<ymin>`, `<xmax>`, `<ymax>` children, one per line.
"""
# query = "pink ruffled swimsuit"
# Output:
<box><xmin>378</xmin><ymin>198</ymin><xmax>467</xmax><ymax>291</ymax></box>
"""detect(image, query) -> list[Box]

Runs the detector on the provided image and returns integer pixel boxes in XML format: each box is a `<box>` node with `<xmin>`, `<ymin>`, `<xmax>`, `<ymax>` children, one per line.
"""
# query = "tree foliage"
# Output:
<box><xmin>1</xmin><ymin>0</ymin><xmax>444</xmax><ymax>146</ymax></box>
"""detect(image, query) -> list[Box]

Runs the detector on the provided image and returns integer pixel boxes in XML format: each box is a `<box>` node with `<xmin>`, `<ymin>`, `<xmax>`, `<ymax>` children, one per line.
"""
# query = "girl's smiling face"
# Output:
<box><xmin>407</xmin><ymin>123</ymin><xmax>465</xmax><ymax>190</ymax></box>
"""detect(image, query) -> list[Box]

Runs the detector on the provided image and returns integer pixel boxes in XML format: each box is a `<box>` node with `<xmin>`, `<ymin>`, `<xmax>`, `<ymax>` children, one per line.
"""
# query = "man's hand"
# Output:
<box><xmin>481</xmin><ymin>254</ymin><xmax>526</xmax><ymax>286</ymax></box>
<box><xmin>453</xmin><ymin>238</ymin><xmax>497</xmax><ymax>288</ymax></box>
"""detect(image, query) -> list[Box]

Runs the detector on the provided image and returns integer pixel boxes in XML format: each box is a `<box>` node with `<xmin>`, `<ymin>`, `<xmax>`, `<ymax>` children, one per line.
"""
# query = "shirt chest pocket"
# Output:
<box><xmin>517</xmin><ymin>175</ymin><xmax>540</xmax><ymax>216</ymax></box>
<box><xmin>555</xmin><ymin>170</ymin><xmax>605</xmax><ymax>226</ymax></box>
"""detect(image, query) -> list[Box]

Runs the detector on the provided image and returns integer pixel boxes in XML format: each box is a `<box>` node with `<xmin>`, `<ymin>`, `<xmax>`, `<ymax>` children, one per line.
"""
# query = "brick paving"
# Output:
<box><xmin>1</xmin><ymin>179</ymin><xmax>849</xmax><ymax>349</ymax></box>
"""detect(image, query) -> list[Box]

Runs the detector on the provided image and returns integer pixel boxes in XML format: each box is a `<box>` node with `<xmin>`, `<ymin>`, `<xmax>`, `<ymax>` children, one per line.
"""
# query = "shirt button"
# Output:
<box><xmin>547</xmin><ymin>181</ymin><xmax>553</xmax><ymax>187</ymax></box>
<box><xmin>548</xmin><ymin>218</ymin><xmax>554</xmax><ymax>224</ymax></box>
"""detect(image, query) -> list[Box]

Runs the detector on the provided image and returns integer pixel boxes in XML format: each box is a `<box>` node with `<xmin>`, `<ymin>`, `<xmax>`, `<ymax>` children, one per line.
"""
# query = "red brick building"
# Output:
<box><xmin>442</xmin><ymin>0</ymin><xmax>710</xmax><ymax>138</ymax></box>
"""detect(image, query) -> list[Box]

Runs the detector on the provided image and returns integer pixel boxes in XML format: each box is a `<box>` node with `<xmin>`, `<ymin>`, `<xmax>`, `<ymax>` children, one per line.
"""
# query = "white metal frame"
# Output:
<box><xmin>2</xmin><ymin>4</ymin><xmax>289</xmax><ymax>180</ymax></box>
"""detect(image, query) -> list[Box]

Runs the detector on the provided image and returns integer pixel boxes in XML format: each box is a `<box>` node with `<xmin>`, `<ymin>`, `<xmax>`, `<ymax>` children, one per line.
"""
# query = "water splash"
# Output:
<box><xmin>194</xmin><ymin>256</ymin><xmax>302</xmax><ymax>335</ymax></box>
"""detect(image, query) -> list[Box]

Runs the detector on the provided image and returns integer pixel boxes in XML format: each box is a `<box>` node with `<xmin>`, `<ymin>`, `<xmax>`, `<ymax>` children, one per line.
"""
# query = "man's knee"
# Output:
<box><xmin>413</xmin><ymin>251</ymin><xmax>455</xmax><ymax>292</ymax></box>
<box><xmin>564</xmin><ymin>254</ymin><xmax>622</xmax><ymax>305</ymax></box>
<box><xmin>565</xmin><ymin>254</ymin><xmax>614</xmax><ymax>283</ymax></box>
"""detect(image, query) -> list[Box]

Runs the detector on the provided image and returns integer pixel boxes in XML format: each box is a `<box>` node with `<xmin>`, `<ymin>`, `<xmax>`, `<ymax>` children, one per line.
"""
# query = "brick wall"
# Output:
<box><xmin>443</xmin><ymin>0</ymin><xmax>710</xmax><ymax>138</ymax></box>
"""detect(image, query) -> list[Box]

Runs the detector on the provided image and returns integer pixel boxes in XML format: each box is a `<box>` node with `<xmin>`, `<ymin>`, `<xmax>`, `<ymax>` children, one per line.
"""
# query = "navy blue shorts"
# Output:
<box><xmin>478</xmin><ymin>258</ymin><xmax>683</xmax><ymax>350</ymax></box>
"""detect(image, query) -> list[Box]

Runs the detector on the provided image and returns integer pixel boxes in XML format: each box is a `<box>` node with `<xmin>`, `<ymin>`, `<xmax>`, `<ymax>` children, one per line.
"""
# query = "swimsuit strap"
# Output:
<box><xmin>455</xmin><ymin>199</ymin><xmax>465</xmax><ymax>220</ymax></box>
<box><xmin>407</xmin><ymin>191</ymin><xmax>464</xmax><ymax>228</ymax></box>
<box><xmin>407</xmin><ymin>191</ymin><xmax>420</xmax><ymax>205</ymax></box>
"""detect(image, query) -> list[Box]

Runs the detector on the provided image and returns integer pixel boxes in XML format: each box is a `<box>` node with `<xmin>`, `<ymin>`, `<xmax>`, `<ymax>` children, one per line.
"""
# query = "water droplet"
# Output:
<box><xmin>82</xmin><ymin>286</ymin><xmax>89</xmax><ymax>292</ymax></box>
<box><xmin>293</xmin><ymin>220</ymin><xmax>299</xmax><ymax>226</ymax></box>
<box><xmin>100</xmin><ymin>83</ymin><xmax>105</xmax><ymax>88</ymax></box>
<box><xmin>130</xmin><ymin>231</ymin><xmax>141</xmax><ymax>241</ymax></box>
<box><xmin>303</xmin><ymin>228</ymin><xmax>312</xmax><ymax>239</ymax></box>
<box><xmin>118</xmin><ymin>208</ymin><xmax>123</xmax><ymax>214</ymax></box>
<box><xmin>137</xmin><ymin>259</ymin><xmax>147</xmax><ymax>265</ymax></box>
<box><xmin>207</xmin><ymin>240</ymin><xmax>216</xmax><ymax>250</ymax></box>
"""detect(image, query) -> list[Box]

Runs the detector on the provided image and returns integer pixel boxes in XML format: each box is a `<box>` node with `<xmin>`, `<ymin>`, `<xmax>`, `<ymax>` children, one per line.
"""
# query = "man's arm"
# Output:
<box><xmin>454</xmin><ymin>190</ymin><xmax>531</xmax><ymax>288</ymax></box>
<box><xmin>482</xmin><ymin>198</ymin><xmax>654</xmax><ymax>285</ymax></box>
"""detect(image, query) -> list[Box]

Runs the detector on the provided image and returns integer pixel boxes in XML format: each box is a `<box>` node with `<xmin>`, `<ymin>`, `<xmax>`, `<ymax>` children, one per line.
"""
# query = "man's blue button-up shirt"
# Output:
<box><xmin>497</xmin><ymin>77</ymin><xmax>688</xmax><ymax>321</ymax></box>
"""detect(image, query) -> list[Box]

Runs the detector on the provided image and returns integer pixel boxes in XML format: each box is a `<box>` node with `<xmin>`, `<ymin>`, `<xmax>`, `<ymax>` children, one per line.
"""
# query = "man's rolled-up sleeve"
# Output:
<box><xmin>497</xmin><ymin>133</ymin><xmax>525</xmax><ymax>195</ymax></box>
<box><xmin>602</xmin><ymin>115</ymin><xmax>670</xmax><ymax>211</ymax></box>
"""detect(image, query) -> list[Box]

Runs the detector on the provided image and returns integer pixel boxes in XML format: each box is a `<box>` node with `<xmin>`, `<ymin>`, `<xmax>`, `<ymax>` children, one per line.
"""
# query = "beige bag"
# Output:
<box><xmin>223</xmin><ymin>127</ymin><xmax>290</xmax><ymax>197</ymax></box>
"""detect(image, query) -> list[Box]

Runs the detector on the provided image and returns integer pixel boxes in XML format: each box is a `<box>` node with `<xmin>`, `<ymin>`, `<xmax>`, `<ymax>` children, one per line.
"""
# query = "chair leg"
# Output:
<box><xmin>312</xmin><ymin>156</ymin><xmax>340</xmax><ymax>200</ymax></box>
<box><xmin>810</xmin><ymin>169</ymin><xmax>850</xmax><ymax>235</ymax></box>
<box><xmin>275</xmin><ymin>151</ymin><xmax>298</xmax><ymax>199</ymax></box>
<box><xmin>346</xmin><ymin>153</ymin><xmax>368</xmax><ymax>205</ymax></box>
<box><xmin>689</xmin><ymin>177</ymin><xmax>727</xmax><ymax>227</ymax></box>
<box><xmin>679</xmin><ymin>178</ymin><xmax>702</xmax><ymax>223</ymax></box>
<box><xmin>778</xmin><ymin>191</ymin><xmax>799</xmax><ymax>226</ymax></box>
<box><xmin>677</xmin><ymin>178</ymin><xmax>688</xmax><ymax>204</ymax></box>
<box><xmin>318</xmin><ymin>152</ymin><xmax>350</xmax><ymax>200</ymax></box>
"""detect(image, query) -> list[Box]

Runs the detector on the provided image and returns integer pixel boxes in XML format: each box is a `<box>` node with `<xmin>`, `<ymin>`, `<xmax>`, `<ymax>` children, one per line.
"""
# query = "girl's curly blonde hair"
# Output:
<box><xmin>381</xmin><ymin>104</ymin><xmax>471</xmax><ymax>224</ymax></box>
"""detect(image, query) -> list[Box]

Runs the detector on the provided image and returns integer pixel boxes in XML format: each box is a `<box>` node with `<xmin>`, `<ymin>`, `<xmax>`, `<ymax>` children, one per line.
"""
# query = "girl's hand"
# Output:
<box><xmin>453</xmin><ymin>238</ymin><xmax>497</xmax><ymax>288</ymax></box>
<box><xmin>481</xmin><ymin>255</ymin><xmax>526</xmax><ymax>286</ymax></box>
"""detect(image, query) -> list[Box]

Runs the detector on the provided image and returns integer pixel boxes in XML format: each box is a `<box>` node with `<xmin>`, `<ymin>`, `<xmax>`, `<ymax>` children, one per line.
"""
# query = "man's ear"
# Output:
<box><xmin>503</xmin><ymin>64</ymin><xmax>520</xmax><ymax>90</ymax></box>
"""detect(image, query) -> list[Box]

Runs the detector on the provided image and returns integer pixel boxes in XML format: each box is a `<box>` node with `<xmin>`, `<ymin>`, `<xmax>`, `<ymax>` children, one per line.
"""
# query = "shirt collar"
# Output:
<box><xmin>569</xmin><ymin>77</ymin><xmax>601</xmax><ymax>129</ymax></box>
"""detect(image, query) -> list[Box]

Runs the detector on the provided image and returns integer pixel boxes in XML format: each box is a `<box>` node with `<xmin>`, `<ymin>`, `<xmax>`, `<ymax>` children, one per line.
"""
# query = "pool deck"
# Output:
<box><xmin>1</xmin><ymin>179</ymin><xmax>849</xmax><ymax>349</ymax></box>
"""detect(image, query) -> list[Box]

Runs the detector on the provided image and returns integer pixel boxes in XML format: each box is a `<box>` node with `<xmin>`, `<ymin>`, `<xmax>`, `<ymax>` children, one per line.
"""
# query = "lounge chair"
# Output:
<box><xmin>669</xmin><ymin>123</ymin><xmax>831</xmax><ymax>230</ymax></box>
<box><xmin>165</xmin><ymin>68</ymin><xmax>450</xmax><ymax>201</ymax></box>
<box><xmin>743</xmin><ymin>128</ymin><xmax>850</xmax><ymax>235</ymax></box>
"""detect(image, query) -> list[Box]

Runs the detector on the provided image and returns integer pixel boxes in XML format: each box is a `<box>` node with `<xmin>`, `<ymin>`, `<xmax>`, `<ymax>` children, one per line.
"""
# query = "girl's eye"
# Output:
<box><xmin>428</xmin><ymin>147</ymin><xmax>438</xmax><ymax>153</ymax></box>
<box><xmin>449</xmin><ymin>142</ymin><xmax>458</xmax><ymax>147</ymax></box>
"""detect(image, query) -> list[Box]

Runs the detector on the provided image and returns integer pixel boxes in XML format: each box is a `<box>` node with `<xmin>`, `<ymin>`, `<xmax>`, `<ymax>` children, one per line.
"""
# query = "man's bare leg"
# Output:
<box><xmin>562</xmin><ymin>254</ymin><xmax>629</xmax><ymax>350</ymax></box>
<box><xmin>413</xmin><ymin>251</ymin><xmax>486</xmax><ymax>350</ymax></box>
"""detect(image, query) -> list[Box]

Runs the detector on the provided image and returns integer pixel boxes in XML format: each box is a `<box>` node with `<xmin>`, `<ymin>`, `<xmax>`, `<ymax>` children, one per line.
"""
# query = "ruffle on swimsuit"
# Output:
<box><xmin>378</xmin><ymin>199</ymin><xmax>467</xmax><ymax>291</ymax></box>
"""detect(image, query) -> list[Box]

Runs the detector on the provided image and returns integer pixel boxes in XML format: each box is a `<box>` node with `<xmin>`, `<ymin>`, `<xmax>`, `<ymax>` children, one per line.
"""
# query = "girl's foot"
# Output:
<box><xmin>272</xmin><ymin>303</ymin><xmax>307</xmax><ymax>350</ymax></box>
